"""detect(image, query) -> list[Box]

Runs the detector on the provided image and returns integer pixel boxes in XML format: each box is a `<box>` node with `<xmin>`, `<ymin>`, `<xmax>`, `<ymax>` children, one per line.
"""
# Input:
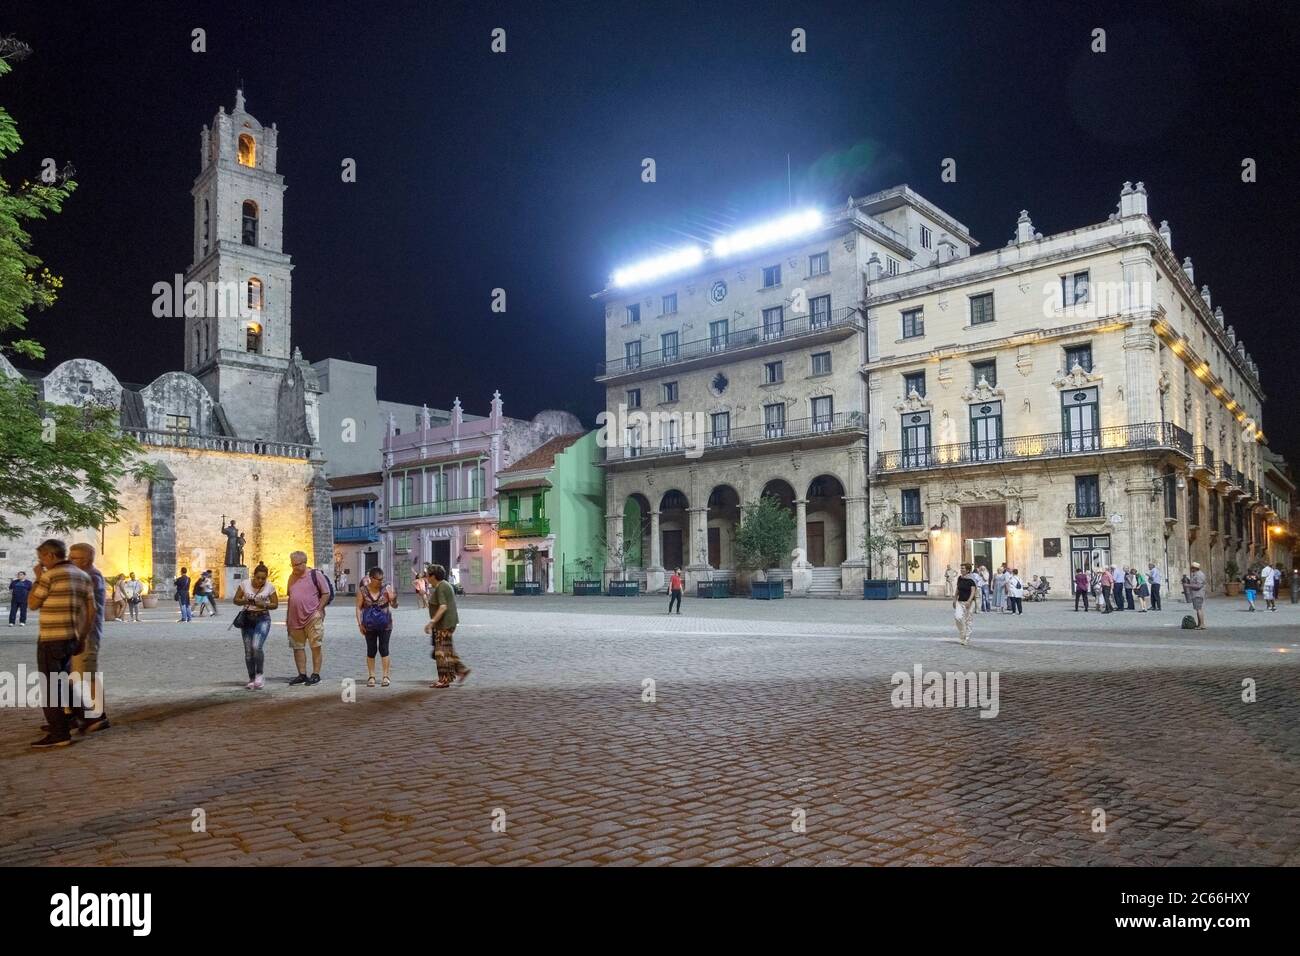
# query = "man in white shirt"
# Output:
<box><xmin>1146</xmin><ymin>562</ymin><xmax>1164</xmax><ymax>611</ymax></box>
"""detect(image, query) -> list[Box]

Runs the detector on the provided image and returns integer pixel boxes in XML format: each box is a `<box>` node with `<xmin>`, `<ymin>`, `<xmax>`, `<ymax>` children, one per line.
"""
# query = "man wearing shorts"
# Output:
<box><xmin>286</xmin><ymin>550</ymin><xmax>331</xmax><ymax>685</ymax></box>
<box><xmin>1186</xmin><ymin>561</ymin><xmax>1207</xmax><ymax>630</ymax></box>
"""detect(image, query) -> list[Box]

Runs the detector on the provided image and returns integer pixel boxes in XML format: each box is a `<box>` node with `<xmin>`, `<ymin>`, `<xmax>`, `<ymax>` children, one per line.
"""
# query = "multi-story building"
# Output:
<box><xmin>494</xmin><ymin>431</ymin><xmax>605</xmax><ymax>592</ymax></box>
<box><xmin>595</xmin><ymin>188</ymin><xmax>976</xmax><ymax>595</ymax></box>
<box><xmin>1261</xmin><ymin>447</ymin><xmax>1295</xmax><ymax>574</ymax></box>
<box><xmin>380</xmin><ymin>392</ymin><xmax>580</xmax><ymax>592</ymax></box>
<box><xmin>866</xmin><ymin>182</ymin><xmax>1268</xmax><ymax>595</ymax></box>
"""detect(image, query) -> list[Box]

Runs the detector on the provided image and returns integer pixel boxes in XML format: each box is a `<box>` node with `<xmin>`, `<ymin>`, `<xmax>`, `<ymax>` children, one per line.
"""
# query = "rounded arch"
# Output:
<box><xmin>806</xmin><ymin>473</ymin><xmax>847</xmax><ymax>567</ymax></box>
<box><xmin>707</xmin><ymin>485</ymin><xmax>742</xmax><ymax>570</ymax></box>
<box><xmin>241</xmin><ymin>200</ymin><xmax>259</xmax><ymax>246</ymax></box>
<box><xmin>237</xmin><ymin>133</ymin><xmax>257</xmax><ymax>168</ymax></box>
<box><xmin>247</xmin><ymin>276</ymin><xmax>264</xmax><ymax>311</ymax></box>
<box><xmin>759</xmin><ymin>478</ymin><xmax>796</xmax><ymax>511</ymax></box>
<box><xmin>658</xmin><ymin>489</ymin><xmax>690</xmax><ymax>571</ymax></box>
<box><xmin>622</xmin><ymin>493</ymin><xmax>651</xmax><ymax>569</ymax></box>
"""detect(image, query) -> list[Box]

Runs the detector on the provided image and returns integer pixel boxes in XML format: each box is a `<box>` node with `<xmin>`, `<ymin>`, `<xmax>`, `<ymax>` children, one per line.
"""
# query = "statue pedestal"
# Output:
<box><xmin>221</xmin><ymin>566</ymin><xmax>249</xmax><ymax>602</ymax></box>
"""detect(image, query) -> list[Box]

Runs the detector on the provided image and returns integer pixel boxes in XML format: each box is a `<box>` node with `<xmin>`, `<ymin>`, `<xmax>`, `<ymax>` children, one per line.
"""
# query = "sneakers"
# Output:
<box><xmin>31</xmin><ymin>734</ymin><xmax>74</xmax><ymax>749</ymax></box>
<box><xmin>246</xmin><ymin>679</ymin><xmax>257</xmax><ymax>690</ymax></box>
<box><xmin>253</xmin><ymin>674</ymin><xmax>265</xmax><ymax>689</ymax></box>
<box><xmin>288</xmin><ymin>673</ymin><xmax>309</xmax><ymax>686</ymax></box>
<box><xmin>82</xmin><ymin>717</ymin><xmax>110</xmax><ymax>734</ymax></box>
<box><xmin>306</xmin><ymin>673</ymin><xmax>321</xmax><ymax>686</ymax></box>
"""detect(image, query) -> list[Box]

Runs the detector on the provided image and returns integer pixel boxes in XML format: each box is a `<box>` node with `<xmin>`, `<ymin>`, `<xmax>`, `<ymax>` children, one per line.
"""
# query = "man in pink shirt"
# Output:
<box><xmin>286</xmin><ymin>550</ymin><xmax>333</xmax><ymax>686</ymax></box>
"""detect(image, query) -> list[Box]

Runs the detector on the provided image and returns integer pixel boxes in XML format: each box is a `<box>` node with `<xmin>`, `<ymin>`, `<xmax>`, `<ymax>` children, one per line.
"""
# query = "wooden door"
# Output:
<box><xmin>662</xmin><ymin>530</ymin><xmax>684</xmax><ymax>571</ymax></box>
<box><xmin>807</xmin><ymin>521</ymin><xmax>826</xmax><ymax>566</ymax></box>
<box><xmin>708</xmin><ymin>527</ymin><xmax>721</xmax><ymax>568</ymax></box>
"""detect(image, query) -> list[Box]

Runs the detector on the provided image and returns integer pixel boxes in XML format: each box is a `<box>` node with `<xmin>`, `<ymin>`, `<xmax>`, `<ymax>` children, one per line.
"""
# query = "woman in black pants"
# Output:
<box><xmin>356</xmin><ymin>567</ymin><xmax>398</xmax><ymax>687</ymax></box>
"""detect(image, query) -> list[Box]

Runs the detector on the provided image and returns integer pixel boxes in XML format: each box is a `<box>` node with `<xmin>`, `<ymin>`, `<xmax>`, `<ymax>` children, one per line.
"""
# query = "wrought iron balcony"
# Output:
<box><xmin>606</xmin><ymin>411</ymin><xmax>865</xmax><ymax>464</ymax></box>
<box><xmin>598</xmin><ymin>307</ymin><xmax>862</xmax><ymax>379</ymax></box>
<box><xmin>1194</xmin><ymin>446</ymin><xmax>1214</xmax><ymax>473</ymax></box>
<box><xmin>894</xmin><ymin>511</ymin><xmax>926</xmax><ymax>529</ymax></box>
<box><xmin>875</xmin><ymin>422</ymin><xmax>1192</xmax><ymax>474</ymax></box>
<box><xmin>1067</xmin><ymin>501</ymin><xmax>1106</xmax><ymax>521</ymax></box>
<box><xmin>498</xmin><ymin>516</ymin><xmax>551</xmax><ymax>538</ymax></box>
<box><xmin>334</xmin><ymin>523</ymin><xmax>379</xmax><ymax>543</ymax></box>
<box><xmin>1219</xmin><ymin>461</ymin><xmax>1236</xmax><ymax>486</ymax></box>
<box><xmin>388</xmin><ymin>496</ymin><xmax>487</xmax><ymax>520</ymax></box>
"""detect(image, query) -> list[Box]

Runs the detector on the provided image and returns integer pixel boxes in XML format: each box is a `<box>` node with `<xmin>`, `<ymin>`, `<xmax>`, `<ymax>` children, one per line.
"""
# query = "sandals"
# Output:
<box><xmin>366</xmin><ymin>676</ymin><xmax>376</xmax><ymax>688</ymax></box>
<box><xmin>431</xmin><ymin>679</ymin><xmax>451</xmax><ymax>689</ymax></box>
<box><xmin>381</xmin><ymin>676</ymin><xmax>390</xmax><ymax>687</ymax></box>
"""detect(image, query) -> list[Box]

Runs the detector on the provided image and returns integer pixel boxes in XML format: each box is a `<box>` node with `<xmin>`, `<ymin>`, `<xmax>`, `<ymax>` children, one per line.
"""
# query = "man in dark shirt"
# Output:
<box><xmin>175</xmin><ymin>567</ymin><xmax>192</xmax><ymax>623</ymax></box>
<box><xmin>8</xmin><ymin>571</ymin><xmax>32</xmax><ymax>626</ymax></box>
<box><xmin>954</xmin><ymin>563</ymin><xmax>979</xmax><ymax>646</ymax></box>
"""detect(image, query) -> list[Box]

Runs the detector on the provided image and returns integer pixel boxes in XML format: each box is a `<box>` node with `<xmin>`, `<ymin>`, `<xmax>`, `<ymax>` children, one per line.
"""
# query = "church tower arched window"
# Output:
<box><xmin>247</xmin><ymin>277</ymin><xmax>263</xmax><ymax>311</ymax></box>
<box><xmin>194</xmin><ymin>329</ymin><xmax>201</xmax><ymax>366</ymax></box>
<box><xmin>202</xmin><ymin>198</ymin><xmax>210</xmax><ymax>255</ymax></box>
<box><xmin>246</xmin><ymin>322</ymin><xmax>263</xmax><ymax>354</ymax></box>
<box><xmin>242</xmin><ymin>201</ymin><xmax>258</xmax><ymax>246</ymax></box>
<box><xmin>238</xmin><ymin>133</ymin><xmax>256</xmax><ymax>168</ymax></box>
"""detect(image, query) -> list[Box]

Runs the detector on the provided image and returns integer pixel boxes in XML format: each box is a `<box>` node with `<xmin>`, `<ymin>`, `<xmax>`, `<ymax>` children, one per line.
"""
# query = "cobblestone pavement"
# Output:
<box><xmin>0</xmin><ymin>595</ymin><xmax>1296</xmax><ymax>866</ymax></box>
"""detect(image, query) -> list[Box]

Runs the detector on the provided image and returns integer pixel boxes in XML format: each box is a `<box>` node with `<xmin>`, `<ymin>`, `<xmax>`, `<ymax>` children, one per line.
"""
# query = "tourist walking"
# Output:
<box><xmin>1147</xmin><ymin>562</ymin><xmax>1163</xmax><ymax>611</ymax></box>
<box><xmin>67</xmin><ymin>543</ymin><xmax>108</xmax><ymax>733</ymax></box>
<box><xmin>121</xmin><ymin>572</ymin><xmax>143</xmax><ymax>622</ymax></box>
<box><xmin>954</xmin><ymin>563</ymin><xmax>978</xmax><ymax>645</ymax></box>
<box><xmin>27</xmin><ymin>539</ymin><xmax>95</xmax><ymax>749</ymax></box>
<box><xmin>1187</xmin><ymin>561</ymin><xmax>1208</xmax><ymax>629</ymax></box>
<box><xmin>1074</xmin><ymin>567</ymin><xmax>1090</xmax><ymax>611</ymax></box>
<box><xmin>8</xmin><ymin>570</ymin><xmax>31</xmax><ymax>626</ymax></box>
<box><xmin>108</xmin><ymin>575</ymin><xmax>126</xmax><ymax>622</ymax></box>
<box><xmin>1099</xmin><ymin>566</ymin><xmax>1114</xmax><ymax>612</ymax></box>
<box><xmin>1243</xmin><ymin>568</ymin><xmax>1260</xmax><ymax>611</ymax></box>
<box><xmin>233</xmin><ymin>563</ymin><xmax>278</xmax><ymax>690</ymax></box>
<box><xmin>285</xmin><ymin>550</ymin><xmax>333</xmax><ymax>686</ymax></box>
<box><xmin>356</xmin><ymin>567</ymin><xmax>397</xmax><ymax>687</ymax></box>
<box><xmin>1007</xmin><ymin>568</ymin><xmax>1024</xmax><ymax>614</ymax></box>
<box><xmin>194</xmin><ymin>570</ymin><xmax>215</xmax><ymax>617</ymax></box>
<box><xmin>668</xmin><ymin>568</ymin><xmax>683</xmax><ymax>614</ymax></box>
<box><xmin>425</xmin><ymin>563</ymin><xmax>470</xmax><ymax>687</ymax></box>
<box><xmin>1261</xmin><ymin>563</ymin><xmax>1278</xmax><ymax>611</ymax></box>
<box><xmin>413</xmin><ymin>570</ymin><xmax>428</xmax><ymax>610</ymax></box>
<box><xmin>175</xmin><ymin>567</ymin><xmax>192</xmax><ymax>623</ymax></box>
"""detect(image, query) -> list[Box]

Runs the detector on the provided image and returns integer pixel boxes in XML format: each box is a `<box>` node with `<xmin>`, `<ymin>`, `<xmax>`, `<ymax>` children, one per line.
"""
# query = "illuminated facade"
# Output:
<box><xmin>867</xmin><ymin>183</ymin><xmax>1270</xmax><ymax>595</ymax></box>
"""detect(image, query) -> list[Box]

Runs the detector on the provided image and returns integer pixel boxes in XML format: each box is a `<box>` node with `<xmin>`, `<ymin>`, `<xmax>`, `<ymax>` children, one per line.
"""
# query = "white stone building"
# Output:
<box><xmin>866</xmin><ymin>183</ymin><xmax>1270</xmax><ymax>595</ymax></box>
<box><xmin>595</xmin><ymin>187</ymin><xmax>976</xmax><ymax>595</ymax></box>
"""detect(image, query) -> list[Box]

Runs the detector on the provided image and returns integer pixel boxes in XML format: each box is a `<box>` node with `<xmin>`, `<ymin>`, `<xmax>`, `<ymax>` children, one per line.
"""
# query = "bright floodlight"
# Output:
<box><xmin>712</xmin><ymin>209</ymin><xmax>823</xmax><ymax>258</ymax></box>
<box><xmin>612</xmin><ymin>246</ymin><xmax>705</xmax><ymax>288</ymax></box>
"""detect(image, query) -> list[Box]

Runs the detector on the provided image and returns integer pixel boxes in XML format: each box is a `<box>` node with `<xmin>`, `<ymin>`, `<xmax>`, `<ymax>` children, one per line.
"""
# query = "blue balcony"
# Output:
<box><xmin>335</xmin><ymin>523</ymin><xmax>379</xmax><ymax>543</ymax></box>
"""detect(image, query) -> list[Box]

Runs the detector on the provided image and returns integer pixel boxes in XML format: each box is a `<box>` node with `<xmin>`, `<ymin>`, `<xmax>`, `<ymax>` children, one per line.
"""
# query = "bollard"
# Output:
<box><xmin>1292</xmin><ymin>569</ymin><xmax>1298</xmax><ymax>604</ymax></box>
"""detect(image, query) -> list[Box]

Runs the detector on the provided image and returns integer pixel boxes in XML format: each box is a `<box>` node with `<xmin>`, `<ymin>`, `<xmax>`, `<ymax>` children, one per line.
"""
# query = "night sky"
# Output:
<box><xmin>4</xmin><ymin>0</ymin><xmax>1299</xmax><ymax>461</ymax></box>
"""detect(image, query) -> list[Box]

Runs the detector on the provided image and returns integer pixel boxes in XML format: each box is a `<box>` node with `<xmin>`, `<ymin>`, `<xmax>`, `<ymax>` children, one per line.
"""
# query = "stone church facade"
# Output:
<box><xmin>0</xmin><ymin>92</ymin><xmax>331</xmax><ymax>591</ymax></box>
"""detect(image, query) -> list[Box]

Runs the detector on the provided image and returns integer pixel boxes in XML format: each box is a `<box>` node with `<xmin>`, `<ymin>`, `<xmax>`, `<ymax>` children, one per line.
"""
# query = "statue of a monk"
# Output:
<box><xmin>221</xmin><ymin>519</ymin><xmax>241</xmax><ymax>567</ymax></box>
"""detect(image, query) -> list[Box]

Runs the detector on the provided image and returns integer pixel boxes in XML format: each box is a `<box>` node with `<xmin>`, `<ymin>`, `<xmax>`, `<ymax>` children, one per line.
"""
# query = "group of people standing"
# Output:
<box><xmin>173</xmin><ymin>568</ymin><xmax>215</xmax><ymax>621</ymax></box>
<box><xmin>1241</xmin><ymin>563</ymin><xmax>1284</xmax><ymax>612</ymax></box>
<box><xmin>949</xmin><ymin>563</ymin><xmax>1026</xmax><ymax>645</ymax></box>
<box><xmin>1073</xmin><ymin>564</ymin><xmax>1163</xmax><ymax>613</ymax></box>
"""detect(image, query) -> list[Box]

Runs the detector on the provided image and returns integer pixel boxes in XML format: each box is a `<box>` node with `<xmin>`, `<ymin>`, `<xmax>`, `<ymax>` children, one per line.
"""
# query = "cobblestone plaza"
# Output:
<box><xmin>0</xmin><ymin>595</ymin><xmax>1296</xmax><ymax>866</ymax></box>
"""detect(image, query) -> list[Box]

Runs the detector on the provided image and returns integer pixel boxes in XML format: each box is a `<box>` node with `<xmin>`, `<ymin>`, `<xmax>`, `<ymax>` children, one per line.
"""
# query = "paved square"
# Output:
<box><xmin>0</xmin><ymin>594</ymin><xmax>1296</xmax><ymax>866</ymax></box>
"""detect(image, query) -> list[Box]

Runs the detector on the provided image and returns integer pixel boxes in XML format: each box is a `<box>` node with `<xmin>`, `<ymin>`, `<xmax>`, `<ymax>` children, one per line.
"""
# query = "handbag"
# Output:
<box><xmin>232</xmin><ymin>608</ymin><xmax>251</xmax><ymax>630</ymax></box>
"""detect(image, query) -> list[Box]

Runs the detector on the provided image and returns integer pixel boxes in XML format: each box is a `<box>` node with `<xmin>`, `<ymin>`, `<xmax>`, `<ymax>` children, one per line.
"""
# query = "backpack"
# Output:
<box><xmin>1181</xmin><ymin>615</ymin><xmax>1198</xmax><ymax>629</ymax></box>
<box><xmin>312</xmin><ymin>569</ymin><xmax>335</xmax><ymax>607</ymax></box>
<box><xmin>360</xmin><ymin>585</ymin><xmax>391</xmax><ymax>631</ymax></box>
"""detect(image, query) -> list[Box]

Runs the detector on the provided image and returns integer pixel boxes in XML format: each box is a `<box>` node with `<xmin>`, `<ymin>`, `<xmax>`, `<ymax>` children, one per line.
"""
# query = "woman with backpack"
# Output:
<box><xmin>356</xmin><ymin>566</ymin><xmax>398</xmax><ymax>687</ymax></box>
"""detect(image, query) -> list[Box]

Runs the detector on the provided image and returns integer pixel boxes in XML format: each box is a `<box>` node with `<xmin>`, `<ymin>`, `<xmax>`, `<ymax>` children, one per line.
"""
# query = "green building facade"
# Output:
<box><xmin>495</xmin><ymin>431</ymin><xmax>605</xmax><ymax>592</ymax></box>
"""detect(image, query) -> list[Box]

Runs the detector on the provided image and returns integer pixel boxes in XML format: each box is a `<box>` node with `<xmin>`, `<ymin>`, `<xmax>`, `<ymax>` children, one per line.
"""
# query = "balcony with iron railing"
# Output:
<box><xmin>388</xmin><ymin>496</ymin><xmax>487</xmax><ymax>520</ymax></box>
<box><xmin>875</xmin><ymin>422</ymin><xmax>1192</xmax><ymax>474</ymax></box>
<box><xmin>893</xmin><ymin>511</ymin><xmax>926</xmax><ymax>529</ymax></box>
<box><xmin>1194</xmin><ymin>446</ymin><xmax>1214</xmax><ymax>474</ymax></box>
<box><xmin>1067</xmin><ymin>501</ymin><xmax>1106</xmax><ymax>521</ymax></box>
<box><xmin>605</xmin><ymin>411</ymin><xmax>866</xmax><ymax>464</ymax></box>
<box><xmin>498</xmin><ymin>516</ymin><xmax>551</xmax><ymax>538</ymax></box>
<box><xmin>1218</xmin><ymin>461</ymin><xmax>1236</xmax><ymax>487</ymax></box>
<box><xmin>598</xmin><ymin>307</ymin><xmax>862</xmax><ymax>381</ymax></box>
<box><xmin>334</xmin><ymin>523</ymin><xmax>379</xmax><ymax>543</ymax></box>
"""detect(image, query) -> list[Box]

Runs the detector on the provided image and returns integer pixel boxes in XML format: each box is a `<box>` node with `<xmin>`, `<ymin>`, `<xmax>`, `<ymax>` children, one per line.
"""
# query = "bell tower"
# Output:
<box><xmin>184</xmin><ymin>89</ymin><xmax>295</xmax><ymax>439</ymax></box>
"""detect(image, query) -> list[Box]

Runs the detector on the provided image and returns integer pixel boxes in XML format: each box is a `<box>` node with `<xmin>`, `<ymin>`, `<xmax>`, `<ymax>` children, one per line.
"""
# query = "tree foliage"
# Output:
<box><xmin>734</xmin><ymin>495</ymin><xmax>796</xmax><ymax>571</ymax></box>
<box><xmin>0</xmin><ymin>42</ymin><xmax>149</xmax><ymax>537</ymax></box>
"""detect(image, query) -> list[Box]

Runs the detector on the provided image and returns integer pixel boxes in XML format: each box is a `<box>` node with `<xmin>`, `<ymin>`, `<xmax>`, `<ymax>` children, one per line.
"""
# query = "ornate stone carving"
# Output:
<box><xmin>893</xmin><ymin>388</ymin><xmax>933</xmax><ymax>413</ymax></box>
<box><xmin>1016</xmin><ymin>345</ymin><xmax>1033</xmax><ymax>377</ymax></box>
<box><xmin>959</xmin><ymin>375</ymin><xmax>1005</xmax><ymax>404</ymax></box>
<box><xmin>936</xmin><ymin>364</ymin><xmax>954</xmax><ymax>389</ymax></box>
<box><xmin>1051</xmin><ymin>362</ymin><xmax>1102</xmax><ymax>389</ymax></box>
<box><xmin>1157</xmin><ymin>370</ymin><xmax>1171</xmax><ymax>394</ymax></box>
<box><xmin>842</xmin><ymin>236</ymin><xmax>855</xmax><ymax>253</ymax></box>
<box><xmin>937</xmin><ymin>296</ymin><xmax>949</xmax><ymax>311</ymax></box>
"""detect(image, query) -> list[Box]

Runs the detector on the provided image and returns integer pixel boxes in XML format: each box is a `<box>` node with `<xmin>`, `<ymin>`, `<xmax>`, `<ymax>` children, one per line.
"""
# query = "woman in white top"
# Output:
<box><xmin>233</xmin><ymin>563</ymin><xmax>279</xmax><ymax>689</ymax></box>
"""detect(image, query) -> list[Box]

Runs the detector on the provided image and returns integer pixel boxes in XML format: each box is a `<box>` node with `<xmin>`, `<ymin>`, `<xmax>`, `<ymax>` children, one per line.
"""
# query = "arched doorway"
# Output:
<box><xmin>707</xmin><ymin>485</ymin><xmax>741</xmax><ymax>569</ymax></box>
<box><xmin>623</xmin><ymin>494</ymin><xmax>650</xmax><ymax>569</ymax></box>
<box><xmin>659</xmin><ymin>490</ymin><xmax>689</xmax><ymax>571</ymax></box>
<box><xmin>806</xmin><ymin>474</ymin><xmax>847</xmax><ymax>567</ymax></box>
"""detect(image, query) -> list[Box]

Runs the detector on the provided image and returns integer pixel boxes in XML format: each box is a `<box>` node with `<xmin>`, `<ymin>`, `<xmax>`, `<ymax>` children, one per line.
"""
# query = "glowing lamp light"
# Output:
<box><xmin>612</xmin><ymin>246</ymin><xmax>704</xmax><ymax>288</ymax></box>
<box><xmin>712</xmin><ymin>209</ymin><xmax>823</xmax><ymax>258</ymax></box>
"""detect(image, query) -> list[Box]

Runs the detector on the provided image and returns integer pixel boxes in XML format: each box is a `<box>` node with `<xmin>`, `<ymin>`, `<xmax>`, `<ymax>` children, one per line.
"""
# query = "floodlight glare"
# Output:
<box><xmin>612</xmin><ymin>246</ymin><xmax>704</xmax><ymax>288</ymax></box>
<box><xmin>712</xmin><ymin>209</ymin><xmax>823</xmax><ymax>258</ymax></box>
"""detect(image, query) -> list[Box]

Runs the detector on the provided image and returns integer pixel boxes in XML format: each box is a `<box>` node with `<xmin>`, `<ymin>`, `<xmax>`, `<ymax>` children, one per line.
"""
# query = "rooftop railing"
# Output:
<box><xmin>605</xmin><ymin>411</ymin><xmax>865</xmax><ymax>463</ymax></box>
<box><xmin>125</xmin><ymin>427</ymin><xmax>315</xmax><ymax>460</ymax></box>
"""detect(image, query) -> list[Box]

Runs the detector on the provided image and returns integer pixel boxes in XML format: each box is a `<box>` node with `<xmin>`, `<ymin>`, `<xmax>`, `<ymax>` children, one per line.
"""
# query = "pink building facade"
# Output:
<box><xmin>380</xmin><ymin>391</ymin><xmax>580</xmax><ymax>593</ymax></box>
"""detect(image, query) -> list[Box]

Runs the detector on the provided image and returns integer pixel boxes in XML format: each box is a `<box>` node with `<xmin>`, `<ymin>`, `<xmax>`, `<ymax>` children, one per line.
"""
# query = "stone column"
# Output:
<box><xmin>309</xmin><ymin>467</ymin><xmax>334</xmax><ymax>577</ymax></box>
<box><xmin>1123</xmin><ymin>328</ymin><xmax>1159</xmax><ymax>427</ymax></box>
<box><xmin>604</xmin><ymin>512</ymin><xmax>624</xmax><ymax>582</ymax></box>
<box><xmin>148</xmin><ymin>462</ymin><xmax>177</xmax><ymax>594</ymax></box>
<box><xmin>686</xmin><ymin>506</ymin><xmax>709</xmax><ymax>588</ymax></box>
<box><xmin>792</xmin><ymin>498</ymin><xmax>811</xmax><ymax>595</ymax></box>
<box><xmin>647</xmin><ymin>509</ymin><xmax>665</xmax><ymax>594</ymax></box>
